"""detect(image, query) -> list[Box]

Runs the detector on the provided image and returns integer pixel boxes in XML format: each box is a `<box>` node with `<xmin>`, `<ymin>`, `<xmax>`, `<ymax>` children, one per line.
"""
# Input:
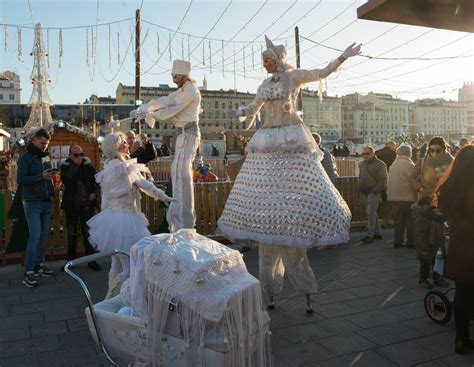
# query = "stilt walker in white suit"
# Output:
<box><xmin>130</xmin><ymin>60</ymin><xmax>201</xmax><ymax>232</ymax></box>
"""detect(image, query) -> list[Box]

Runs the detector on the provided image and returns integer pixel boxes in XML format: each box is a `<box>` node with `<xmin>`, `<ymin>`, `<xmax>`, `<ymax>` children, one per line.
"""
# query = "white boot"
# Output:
<box><xmin>104</xmin><ymin>272</ymin><xmax>124</xmax><ymax>300</ymax></box>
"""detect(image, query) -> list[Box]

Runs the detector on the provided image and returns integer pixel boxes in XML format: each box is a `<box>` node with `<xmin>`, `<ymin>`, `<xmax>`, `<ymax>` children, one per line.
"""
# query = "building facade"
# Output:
<box><xmin>458</xmin><ymin>82</ymin><xmax>474</xmax><ymax>135</ymax></box>
<box><xmin>342</xmin><ymin>92</ymin><xmax>409</xmax><ymax>144</ymax></box>
<box><xmin>409</xmin><ymin>98</ymin><xmax>468</xmax><ymax>139</ymax></box>
<box><xmin>301</xmin><ymin>90</ymin><xmax>342</xmax><ymax>142</ymax></box>
<box><xmin>0</xmin><ymin>71</ymin><xmax>21</xmax><ymax>104</ymax></box>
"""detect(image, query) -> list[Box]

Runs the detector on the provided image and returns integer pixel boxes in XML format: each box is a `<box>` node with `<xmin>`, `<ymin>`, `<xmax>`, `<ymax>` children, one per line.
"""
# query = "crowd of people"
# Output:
<box><xmin>14</xmin><ymin>40</ymin><xmax>473</xmax><ymax>357</ymax></box>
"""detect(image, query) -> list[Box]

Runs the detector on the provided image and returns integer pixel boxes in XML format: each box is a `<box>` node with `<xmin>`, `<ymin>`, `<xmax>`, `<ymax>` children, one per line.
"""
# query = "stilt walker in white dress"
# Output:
<box><xmin>87</xmin><ymin>133</ymin><xmax>173</xmax><ymax>299</ymax></box>
<box><xmin>130</xmin><ymin>60</ymin><xmax>201</xmax><ymax>232</ymax></box>
<box><xmin>218</xmin><ymin>36</ymin><xmax>361</xmax><ymax>313</ymax></box>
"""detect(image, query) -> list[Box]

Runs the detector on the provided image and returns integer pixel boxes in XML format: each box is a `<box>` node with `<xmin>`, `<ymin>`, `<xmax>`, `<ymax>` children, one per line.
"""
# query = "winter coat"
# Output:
<box><xmin>444</xmin><ymin>191</ymin><xmax>474</xmax><ymax>284</ymax></box>
<box><xmin>412</xmin><ymin>203</ymin><xmax>437</xmax><ymax>262</ymax></box>
<box><xmin>387</xmin><ymin>156</ymin><xmax>417</xmax><ymax>202</ymax></box>
<box><xmin>358</xmin><ymin>156</ymin><xmax>388</xmax><ymax>195</ymax></box>
<box><xmin>320</xmin><ymin>147</ymin><xmax>338</xmax><ymax>184</ymax></box>
<box><xmin>375</xmin><ymin>146</ymin><xmax>397</xmax><ymax>169</ymax></box>
<box><xmin>130</xmin><ymin>142</ymin><xmax>157</xmax><ymax>164</ymax></box>
<box><xmin>17</xmin><ymin>143</ymin><xmax>54</xmax><ymax>202</ymax></box>
<box><xmin>409</xmin><ymin>152</ymin><xmax>453</xmax><ymax>199</ymax></box>
<box><xmin>60</xmin><ymin>157</ymin><xmax>98</xmax><ymax>211</ymax></box>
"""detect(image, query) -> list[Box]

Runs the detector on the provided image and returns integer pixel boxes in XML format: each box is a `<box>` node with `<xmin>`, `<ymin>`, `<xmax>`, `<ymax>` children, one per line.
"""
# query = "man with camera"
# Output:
<box><xmin>125</xmin><ymin>131</ymin><xmax>157</xmax><ymax>164</ymax></box>
<box><xmin>60</xmin><ymin>145</ymin><xmax>100</xmax><ymax>271</ymax></box>
<box><xmin>17</xmin><ymin>129</ymin><xmax>56</xmax><ymax>287</ymax></box>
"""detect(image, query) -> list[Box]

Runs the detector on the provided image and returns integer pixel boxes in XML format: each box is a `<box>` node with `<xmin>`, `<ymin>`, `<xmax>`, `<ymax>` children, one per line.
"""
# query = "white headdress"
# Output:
<box><xmin>262</xmin><ymin>35</ymin><xmax>293</xmax><ymax>72</ymax></box>
<box><xmin>102</xmin><ymin>132</ymin><xmax>128</xmax><ymax>161</ymax></box>
<box><xmin>172</xmin><ymin>59</ymin><xmax>191</xmax><ymax>76</ymax></box>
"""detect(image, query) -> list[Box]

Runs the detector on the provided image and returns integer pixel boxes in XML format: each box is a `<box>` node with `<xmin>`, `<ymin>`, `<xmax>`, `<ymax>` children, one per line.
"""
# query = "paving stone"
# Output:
<box><xmin>1</xmin><ymin>335</ymin><xmax>61</xmax><ymax>359</ymax></box>
<box><xmin>36</xmin><ymin>345</ymin><xmax>101</xmax><ymax>367</ymax></box>
<box><xmin>0</xmin><ymin>295</ymin><xmax>21</xmax><ymax>306</ymax></box>
<box><xmin>346</xmin><ymin>309</ymin><xmax>406</xmax><ymax>328</ymax></box>
<box><xmin>400</xmin><ymin>316</ymin><xmax>454</xmax><ymax>336</ymax></box>
<box><xmin>44</xmin><ymin>305</ymin><xmax>82</xmax><ymax>322</ymax></box>
<box><xmin>59</xmin><ymin>329</ymin><xmax>96</xmax><ymax>347</ymax></box>
<box><xmin>316</xmin><ymin>302</ymin><xmax>358</xmax><ymax>318</ymax></box>
<box><xmin>0</xmin><ymin>312</ymin><xmax>45</xmax><ymax>329</ymax></box>
<box><xmin>307</xmin><ymin>350</ymin><xmax>398</xmax><ymax>367</ymax></box>
<box><xmin>0</xmin><ymin>325</ymin><xmax>30</xmax><ymax>342</ymax></box>
<box><xmin>376</xmin><ymin>340</ymin><xmax>447</xmax><ymax>366</ymax></box>
<box><xmin>416</xmin><ymin>331</ymin><xmax>459</xmax><ymax>357</ymax></box>
<box><xmin>0</xmin><ymin>354</ymin><xmax>38</xmax><ymax>367</ymax></box>
<box><xmin>438</xmin><ymin>353</ymin><xmax>474</xmax><ymax>367</ymax></box>
<box><xmin>356</xmin><ymin>322</ymin><xmax>425</xmax><ymax>346</ymax></box>
<box><xmin>318</xmin><ymin>333</ymin><xmax>377</xmax><ymax>356</ymax></box>
<box><xmin>31</xmin><ymin>321</ymin><xmax>68</xmax><ymax>338</ymax></box>
<box><xmin>347</xmin><ymin>285</ymin><xmax>389</xmax><ymax>298</ymax></box>
<box><xmin>388</xmin><ymin>300</ymin><xmax>427</xmax><ymax>320</ymax></box>
<box><xmin>273</xmin><ymin>341</ymin><xmax>334</xmax><ymax>367</ymax></box>
<box><xmin>67</xmin><ymin>317</ymin><xmax>90</xmax><ymax>332</ymax></box>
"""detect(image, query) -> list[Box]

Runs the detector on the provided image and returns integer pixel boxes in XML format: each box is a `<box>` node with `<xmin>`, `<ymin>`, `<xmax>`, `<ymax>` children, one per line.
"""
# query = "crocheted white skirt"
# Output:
<box><xmin>88</xmin><ymin>210</ymin><xmax>151</xmax><ymax>253</ymax></box>
<box><xmin>218</xmin><ymin>123</ymin><xmax>351</xmax><ymax>249</ymax></box>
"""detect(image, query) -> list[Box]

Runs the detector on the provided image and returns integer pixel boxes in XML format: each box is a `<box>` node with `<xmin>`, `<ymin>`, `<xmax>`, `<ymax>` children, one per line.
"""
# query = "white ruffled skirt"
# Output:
<box><xmin>87</xmin><ymin>209</ymin><xmax>151</xmax><ymax>253</ymax></box>
<box><xmin>218</xmin><ymin>123</ymin><xmax>351</xmax><ymax>249</ymax></box>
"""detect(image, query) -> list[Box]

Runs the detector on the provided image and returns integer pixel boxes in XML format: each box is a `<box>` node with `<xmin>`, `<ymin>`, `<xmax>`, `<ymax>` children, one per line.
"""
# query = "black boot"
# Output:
<box><xmin>419</xmin><ymin>260</ymin><xmax>431</xmax><ymax>288</ymax></box>
<box><xmin>305</xmin><ymin>293</ymin><xmax>313</xmax><ymax>315</ymax></box>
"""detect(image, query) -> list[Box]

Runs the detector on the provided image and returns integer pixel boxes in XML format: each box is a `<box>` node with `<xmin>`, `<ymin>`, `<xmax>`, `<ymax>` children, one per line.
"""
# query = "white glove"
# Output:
<box><xmin>157</xmin><ymin>191</ymin><xmax>176</xmax><ymax>204</ymax></box>
<box><xmin>145</xmin><ymin>112</ymin><xmax>156</xmax><ymax>128</ymax></box>
<box><xmin>226</xmin><ymin>108</ymin><xmax>244</xmax><ymax>118</ymax></box>
<box><xmin>342</xmin><ymin>42</ymin><xmax>362</xmax><ymax>60</ymax></box>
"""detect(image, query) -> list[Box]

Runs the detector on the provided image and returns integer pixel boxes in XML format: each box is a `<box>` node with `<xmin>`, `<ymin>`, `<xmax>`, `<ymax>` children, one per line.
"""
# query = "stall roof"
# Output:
<box><xmin>357</xmin><ymin>0</ymin><xmax>474</xmax><ymax>33</ymax></box>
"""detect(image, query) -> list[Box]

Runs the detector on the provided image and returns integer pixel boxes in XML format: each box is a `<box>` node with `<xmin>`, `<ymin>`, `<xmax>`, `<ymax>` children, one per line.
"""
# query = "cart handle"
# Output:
<box><xmin>66</xmin><ymin>249</ymin><xmax>127</xmax><ymax>268</ymax></box>
<box><xmin>64</xmin><ymin>249</ymin><xmax>129</xmax><ymax>367</ymax></box>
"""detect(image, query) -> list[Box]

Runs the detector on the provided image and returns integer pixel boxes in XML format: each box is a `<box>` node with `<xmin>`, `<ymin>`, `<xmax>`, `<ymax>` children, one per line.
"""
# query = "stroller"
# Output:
<box><xmin>65</xmin><ymin>230</ymin><xmax>272</xmax><ymax>366</ymax></box>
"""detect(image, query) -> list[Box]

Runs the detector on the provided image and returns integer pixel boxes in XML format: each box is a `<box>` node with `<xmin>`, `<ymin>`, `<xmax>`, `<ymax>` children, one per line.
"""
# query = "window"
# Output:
<box><xmin>0</xmin><ymin>95</ymin><xmax>3</xmax><ymax>100</ymax></box>
<box><xmin>221</xmin><ymin>103</ymin><xmax>225</xmax><ymax>109</ymax></box>
<box><xmin>215</xmin><ymin>101</ymin><xmax>219</xmax><ymax>108</ymax></box>
<box><xmin>9</xmin><ymin>94</ymin><xmax>14</xmax><ymax>100</ymax></box>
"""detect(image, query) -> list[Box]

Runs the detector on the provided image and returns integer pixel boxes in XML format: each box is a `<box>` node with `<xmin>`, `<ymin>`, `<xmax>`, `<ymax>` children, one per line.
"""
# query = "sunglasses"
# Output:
<box><xmin>72</xmin><ymin>153</ymin><xmax>84</xmax><ymax>157</ymax></box>
<box><xmin>429</xmin><ymin>148</ymin><xmax>443</xmax><ymax>154</ymax></box>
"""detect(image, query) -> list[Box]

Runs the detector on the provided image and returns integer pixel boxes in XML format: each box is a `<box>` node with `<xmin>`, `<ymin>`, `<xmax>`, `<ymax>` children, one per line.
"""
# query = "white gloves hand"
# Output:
<box><xmin>226</xmin><ymin>108</ymin><xmax>244</xmax><ymax>118</ymax></box>
<box><xmin>157</xmin><ymin>191</ymin><xmax>176</xmax><ymax>204</ymax></box>
<box><xmin>342</xmin><ymin>42</ymin><xmax>362</xmax><ymax>60</ymax></box>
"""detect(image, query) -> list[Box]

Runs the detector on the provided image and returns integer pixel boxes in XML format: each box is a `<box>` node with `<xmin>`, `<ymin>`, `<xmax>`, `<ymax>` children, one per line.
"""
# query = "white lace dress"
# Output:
<box><xmin>87</xmin><ymin>158</ymin><xmax>166</xmax><ymax>253</ymax></box>
<box><xmin>218</xmin><ymin>68</ymin><xmax>351</xmax><ymax>249</ymax></box>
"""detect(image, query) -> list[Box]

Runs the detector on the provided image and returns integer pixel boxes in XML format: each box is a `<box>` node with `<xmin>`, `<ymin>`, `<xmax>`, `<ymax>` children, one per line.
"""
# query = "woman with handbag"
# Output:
<box><xmin>435</xmin><ymin>145</ymin><xmax>474</xmax><ymax>354</ymax></box>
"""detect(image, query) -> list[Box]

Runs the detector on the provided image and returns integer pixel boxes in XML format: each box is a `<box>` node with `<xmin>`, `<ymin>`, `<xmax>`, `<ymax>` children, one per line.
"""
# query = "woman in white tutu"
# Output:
<box><xmin>88</xmin><ymin>132</ymin><xmax>173</xmax><ymax>298</ymax></box>
<box><xmin>218</xmin><ymin>36</ymin><xmax>360</xmax><ymax>312</ymax></box>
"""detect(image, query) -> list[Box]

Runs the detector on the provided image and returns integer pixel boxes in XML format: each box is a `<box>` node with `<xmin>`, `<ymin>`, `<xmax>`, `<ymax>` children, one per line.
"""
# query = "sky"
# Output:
<box><xmin>1</xmin><ymin>0</ymin><xmax>473</xmax><ymax>104</ymax></box>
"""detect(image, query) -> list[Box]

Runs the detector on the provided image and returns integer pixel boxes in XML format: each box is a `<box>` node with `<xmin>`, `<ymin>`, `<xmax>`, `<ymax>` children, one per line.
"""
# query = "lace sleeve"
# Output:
<box><xmin>240</xmin><ymin>85</ymin><xmax>265</xmax><ymax>117</ymax></box>
<box><xmin>291</xmin><ymin>68</ymin><xmax>322</xmax><ymax>86</ymax></box>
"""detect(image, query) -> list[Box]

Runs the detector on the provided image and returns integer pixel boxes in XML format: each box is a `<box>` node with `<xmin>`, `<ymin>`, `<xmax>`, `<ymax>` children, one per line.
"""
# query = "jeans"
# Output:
<box><xmin>23</xmin><ymin>200</ymin><xmax>52</xmax><ymax>273</ymax></box>
<box><xmin>391</xmin><ymin>201</ymin><xmax>414</xmax><ymax>245</ymax></box>
<box><xmin>454</xmin><ymin>281</ymin><xmax>474</xmax><ymax>339</ymax></box>
<box><xmin>65</xmin><ymin>204</ymin><xmax>94</xmax><ymax>260</ymax></box>
<box><xmin>365</xmin><ymin>193</ymin><xmax>381</xmax><ymax>237</ymax></box>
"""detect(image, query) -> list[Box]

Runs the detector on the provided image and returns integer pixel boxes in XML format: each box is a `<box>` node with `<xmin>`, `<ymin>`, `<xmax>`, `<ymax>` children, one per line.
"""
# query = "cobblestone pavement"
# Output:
<box><xmin>0</xmin><ymin>229</ymin><xmax>473</xmax><ymax>366</ymax></box>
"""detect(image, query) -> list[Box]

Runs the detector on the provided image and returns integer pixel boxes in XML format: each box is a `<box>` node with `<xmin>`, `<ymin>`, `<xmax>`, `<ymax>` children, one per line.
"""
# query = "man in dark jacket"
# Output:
<box><xmin>375</xmin><ymin>140</ymin><xmax>397</xmax><ymax>170</ymax></box>
<box><xmin>312</xmin><ymin>133</ymin><xmax>339</xmax><ymax>184</ymax></box>
<box><xmin>359</xmin><ymin>146</ymin><xmax>388</xmax><ymax>243</ymax></box>
<box><xmin>60</xmin><ymin>145</ymin><xmax>101</xmax><ymax>271</ymax></box>
<box><xmin>17</xmin><ymin>129</ymin><xmax>55</xmax><ymax>288</ymax></box>
<box><xmin>126</xmin><ymin>130</ymin><xmax>157</xmax><ymax>164</ymax></box>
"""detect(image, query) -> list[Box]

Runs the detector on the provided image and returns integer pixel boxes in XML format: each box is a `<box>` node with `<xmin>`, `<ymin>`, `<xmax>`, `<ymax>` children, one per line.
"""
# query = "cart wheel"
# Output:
<box><xmin>424</xmin><ymin>290</ymin><xmax>452</xmax><ymax>324</ymax></box>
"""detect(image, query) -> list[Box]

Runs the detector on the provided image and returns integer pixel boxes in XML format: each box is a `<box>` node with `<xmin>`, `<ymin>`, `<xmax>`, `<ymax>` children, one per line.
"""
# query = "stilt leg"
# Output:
<box><xmin>306</xmin><ymin>293</ymin><xmax>313</xmax><ymax>315</ymax></box>
<box><xmin>267</xmin><ymin>295</ymin><xmax>275</xmax><ymax>310</ymax></box>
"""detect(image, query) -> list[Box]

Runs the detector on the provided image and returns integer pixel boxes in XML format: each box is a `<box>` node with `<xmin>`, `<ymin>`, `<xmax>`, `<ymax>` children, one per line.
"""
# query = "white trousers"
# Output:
<box><xmin>167</xmin><ymin>129</ymin><xmax>200</xmax><ymax>232</ymax></box>
<box><xmin>259</xmin><ymin>244</ymin><xmax>317</xmax><ymax>301</ymax></box>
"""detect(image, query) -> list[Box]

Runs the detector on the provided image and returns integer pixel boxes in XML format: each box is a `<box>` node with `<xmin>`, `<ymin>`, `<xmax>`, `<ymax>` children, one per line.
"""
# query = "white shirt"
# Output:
<box><xmin>140</xmin><ymin>81</ymin><xmax>201</xmax><ymax>128</ymax></box>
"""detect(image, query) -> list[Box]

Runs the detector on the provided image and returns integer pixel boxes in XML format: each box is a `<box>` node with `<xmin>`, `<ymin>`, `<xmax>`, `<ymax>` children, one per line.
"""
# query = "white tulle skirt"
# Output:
<box><xmin>218</xmin><ymin>123</ymin><xmax>352</xmax><ymax>249</ymax></box>
<box><xmin>87</xmin><ymin>210</ymin><xmax>151</xmax><ymax>253</ymax></box>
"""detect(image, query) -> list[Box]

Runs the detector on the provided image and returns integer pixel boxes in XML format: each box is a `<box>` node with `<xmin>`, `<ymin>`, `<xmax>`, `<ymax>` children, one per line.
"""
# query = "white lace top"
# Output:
<box><xmin>95</xmin><ymin>158</ymin><xmax>167</xmax><ymax>213</ymax></box>
<box><xmin>240</xmin><ymin>68</ymin><xmax>322</xmax><ymax>128</ymax></box>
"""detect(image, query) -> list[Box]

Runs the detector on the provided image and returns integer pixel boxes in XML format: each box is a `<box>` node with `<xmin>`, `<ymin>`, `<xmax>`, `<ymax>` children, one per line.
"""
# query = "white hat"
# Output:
<box><xmin>172</xmin><ymin>60</ymin><xmax>191</xmax><ymax>76</ymax></box>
